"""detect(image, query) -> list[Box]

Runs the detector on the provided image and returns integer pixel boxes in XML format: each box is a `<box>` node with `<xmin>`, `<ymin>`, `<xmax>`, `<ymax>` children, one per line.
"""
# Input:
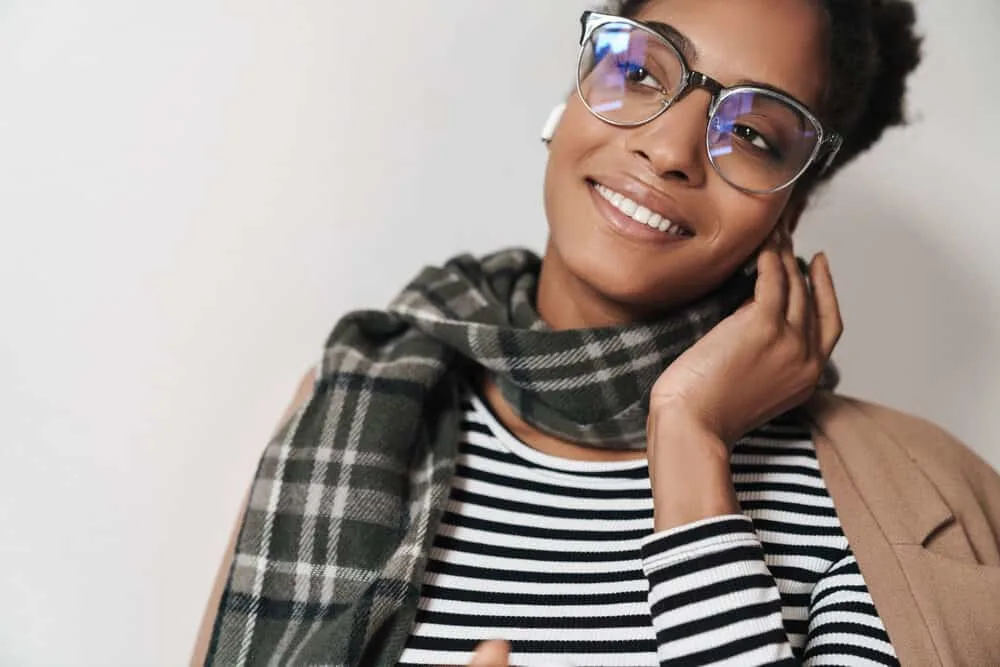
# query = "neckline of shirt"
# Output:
<box><xmin>465</xmin><ymin>385</ymin><xmax>650</xmax><ymax>477</ymax></box>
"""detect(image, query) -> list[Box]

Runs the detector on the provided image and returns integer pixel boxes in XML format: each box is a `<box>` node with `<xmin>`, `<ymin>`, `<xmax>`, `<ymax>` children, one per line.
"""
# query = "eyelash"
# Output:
<box><xmin>614</xmin><ymin>58</ymin><xmax>663</xmax><ymax>91</ymax></box>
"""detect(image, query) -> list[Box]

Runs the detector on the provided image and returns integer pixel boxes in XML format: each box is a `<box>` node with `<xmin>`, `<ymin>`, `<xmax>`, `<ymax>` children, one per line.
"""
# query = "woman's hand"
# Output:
<box><xmin>649</xmin><ymin>231</ymin><xmax>843</xmax><ymax>446</ymax></box>
<box><xmin>458</xmin><ymin>639</ymin><xmax>510</xmax><ymax>666</ymax></box>
<box><xmin>645</xmin><ymin>232</ymin><xmax>842</xmax><ymax>531</ymax></box>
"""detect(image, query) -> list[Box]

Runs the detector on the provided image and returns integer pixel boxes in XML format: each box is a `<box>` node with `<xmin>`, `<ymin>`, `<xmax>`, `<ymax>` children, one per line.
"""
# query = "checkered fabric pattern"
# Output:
<box><xmin>205</xmin><ymin>247</ymin><xmax>832</xmax><ymax>666</ymax></box>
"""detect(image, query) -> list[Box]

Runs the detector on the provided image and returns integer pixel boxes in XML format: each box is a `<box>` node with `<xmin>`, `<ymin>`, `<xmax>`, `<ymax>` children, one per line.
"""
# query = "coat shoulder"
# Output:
<box><xmin>813</xmin><ymin>393</ymin><xmax>1000</xmax><ymax>560</ymax></box>
<box><xmin>832</xmin><ymin>395</ymin><xmax>996</xmax><ymax>485</ymax></box>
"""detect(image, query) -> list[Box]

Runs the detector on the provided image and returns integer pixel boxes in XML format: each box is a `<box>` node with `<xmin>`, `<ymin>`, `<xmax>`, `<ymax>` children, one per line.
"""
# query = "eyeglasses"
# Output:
<box><xmin>576</xmin><ymin>11</ymin><xmax>843</xmax><ymax>194</ymax></box>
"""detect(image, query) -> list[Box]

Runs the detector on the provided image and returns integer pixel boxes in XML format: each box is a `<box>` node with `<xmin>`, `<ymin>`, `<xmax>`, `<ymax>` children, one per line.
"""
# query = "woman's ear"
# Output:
<box><xmin>540</xmin><ymin>103</ymin><xmax>566</xmax><ymax>145</ymax></box>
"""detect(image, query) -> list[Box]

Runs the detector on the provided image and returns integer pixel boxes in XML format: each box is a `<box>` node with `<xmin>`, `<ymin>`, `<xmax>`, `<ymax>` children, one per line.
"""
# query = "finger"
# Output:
<box><xmin>754</xmin><ymin>232</ymin><xmax>788</xmax><ymax>318</ymax></box>
<box><xmin>810</xmin><ymin>253</ymin><xmax>843</xmax><ymax>358</ymax></box>
<box><xmin>468</xmin><ymin>639</ymin><xmax>510</xmax><ymax>667</ymax></box>
<box><xmin>782</xmin><ymin>241</ymin><xmax>811</xmax><ymax>334</ymax></box>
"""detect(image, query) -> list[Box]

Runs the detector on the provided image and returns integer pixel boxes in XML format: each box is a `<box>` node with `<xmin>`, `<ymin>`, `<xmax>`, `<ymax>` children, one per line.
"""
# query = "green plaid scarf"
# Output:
<box><xmin>206</xmin><ymin>247</ymin><xmax>834</xmax><ymax>666</ymax></box>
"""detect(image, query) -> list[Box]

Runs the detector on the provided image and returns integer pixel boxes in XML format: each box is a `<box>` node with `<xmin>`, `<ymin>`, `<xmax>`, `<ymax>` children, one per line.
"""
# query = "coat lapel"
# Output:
<box><xmin>806</xmin><ymin>392</ymin><xmax>954</xmax><ymax>666</ymax></box>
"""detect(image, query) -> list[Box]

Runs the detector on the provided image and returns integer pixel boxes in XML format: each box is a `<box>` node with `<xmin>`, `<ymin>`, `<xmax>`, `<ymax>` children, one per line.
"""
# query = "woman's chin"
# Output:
<box><xmin>569</xmin><ymin>261</ymin><xmax>707</xmax><ymax>321</ymax></box>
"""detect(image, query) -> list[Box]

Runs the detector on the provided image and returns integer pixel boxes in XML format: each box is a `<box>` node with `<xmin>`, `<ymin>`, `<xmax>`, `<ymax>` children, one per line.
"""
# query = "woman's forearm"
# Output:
<box><xmin>647</xmin><ymin>407</ymin><xmax>740</xmax><ymax>532</ymax></box>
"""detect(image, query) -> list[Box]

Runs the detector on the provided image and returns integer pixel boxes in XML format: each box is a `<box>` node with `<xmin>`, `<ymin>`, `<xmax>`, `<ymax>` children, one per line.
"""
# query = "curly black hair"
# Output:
<box><xmin>605</xmin><ymin>0</ymin><xmax>923</xmax><ymax>190</ymax></box>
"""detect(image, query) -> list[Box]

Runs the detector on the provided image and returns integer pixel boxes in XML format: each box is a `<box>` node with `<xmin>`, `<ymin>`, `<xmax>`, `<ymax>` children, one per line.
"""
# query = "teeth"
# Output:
<box><xmin>593</xmin><ymin>183</ymin><xmax>688</xmax><ymax>236</ymax></box>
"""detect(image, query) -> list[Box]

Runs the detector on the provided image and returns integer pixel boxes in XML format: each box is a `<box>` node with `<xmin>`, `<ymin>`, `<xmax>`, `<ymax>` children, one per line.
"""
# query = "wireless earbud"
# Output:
<box><xmin>540</xmin><ymin>103</ymin><xmax>566</xmax><ymax>144</ymax></box>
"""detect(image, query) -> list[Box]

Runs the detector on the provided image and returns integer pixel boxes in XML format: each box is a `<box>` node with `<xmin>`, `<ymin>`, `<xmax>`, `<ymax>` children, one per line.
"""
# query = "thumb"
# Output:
<box><xmin>468</xmin><ymin>639</ymin><xmax>510</xmax><ymax>666</ymax></box>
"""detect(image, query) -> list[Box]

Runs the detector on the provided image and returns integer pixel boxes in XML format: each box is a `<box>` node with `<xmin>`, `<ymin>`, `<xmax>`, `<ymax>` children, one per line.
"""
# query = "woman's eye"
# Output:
<box><xmin>733</xmin><ymin>125</ymin><xmax>778</xmax><ymax>156</ymax></box>
<box><xmin>618</xmin><ymin>61</ymin><xmax>661</xmax><ymax>89</ymax></box>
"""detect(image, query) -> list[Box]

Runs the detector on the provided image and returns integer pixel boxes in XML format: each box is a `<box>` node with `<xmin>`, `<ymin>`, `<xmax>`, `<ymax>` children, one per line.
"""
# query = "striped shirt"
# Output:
<box><xmin>399</xmin><ymin>391</ymin><xmax>898</xmax><ymax>666</ymax></box>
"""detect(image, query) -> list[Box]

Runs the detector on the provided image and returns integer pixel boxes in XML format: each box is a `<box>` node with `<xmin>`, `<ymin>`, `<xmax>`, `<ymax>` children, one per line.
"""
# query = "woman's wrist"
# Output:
<box><xmin>647</xmin><ymin>407</ymin><xmax>740</xmax><ymax>532</ymax></box>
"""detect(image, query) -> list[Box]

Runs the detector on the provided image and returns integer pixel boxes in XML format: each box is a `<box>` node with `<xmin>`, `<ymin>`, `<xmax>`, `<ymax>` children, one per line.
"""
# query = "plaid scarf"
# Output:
<box><xmin>206</xmin><ymin>247</ymin><xmax>833</xmax><ymax>666</ymax></box>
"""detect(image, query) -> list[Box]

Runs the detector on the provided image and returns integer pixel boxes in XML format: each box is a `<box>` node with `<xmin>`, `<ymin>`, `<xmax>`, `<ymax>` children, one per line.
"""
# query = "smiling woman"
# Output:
<box><xmin>193</xmin><ymin>0</ymin><xmax>1000</xmax><ymax>665</ymax></box>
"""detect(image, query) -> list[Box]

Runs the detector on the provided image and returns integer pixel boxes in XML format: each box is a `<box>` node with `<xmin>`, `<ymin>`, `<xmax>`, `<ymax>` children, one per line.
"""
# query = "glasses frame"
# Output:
<box><xmin>576</xmin><ymin>11</ymin><xmax>844</xmax><ymax>194</ymax></box>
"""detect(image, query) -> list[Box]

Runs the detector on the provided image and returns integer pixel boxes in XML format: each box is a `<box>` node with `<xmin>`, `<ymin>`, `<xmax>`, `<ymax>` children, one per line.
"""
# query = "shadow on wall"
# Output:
<box><xmin>804</xmin><ymin>179</ymin><xmax>999</xmax><ymax>455</ymax></box>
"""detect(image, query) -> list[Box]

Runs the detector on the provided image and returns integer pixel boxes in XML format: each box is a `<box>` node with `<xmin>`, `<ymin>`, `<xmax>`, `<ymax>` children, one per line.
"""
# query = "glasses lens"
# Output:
<box><xmin>578</xmin><ymin>21</ymin><xmax>684</xmax><ymax>125</ymax></box>
<box><xmin>707</xmin><ymin>90</ymin><xmax>820</xmax><ymax>192</ymax></box>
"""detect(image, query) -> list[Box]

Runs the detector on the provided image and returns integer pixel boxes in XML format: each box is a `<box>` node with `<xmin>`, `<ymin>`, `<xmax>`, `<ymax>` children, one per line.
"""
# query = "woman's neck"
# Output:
<box><xmin>478</xmin><ymin>373</ymin><xmax>647</xmax><ymax>463</ymax></box>
<box><xmin>536</xmin><ymin>240</ymin><xmax>648</xmax><ymax>329</ymax></box>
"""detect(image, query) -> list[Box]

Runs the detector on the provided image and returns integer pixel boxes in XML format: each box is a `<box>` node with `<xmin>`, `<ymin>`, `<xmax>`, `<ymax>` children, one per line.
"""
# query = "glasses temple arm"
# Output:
<box><xmin>818</xmin><ymin>135</ymin><xmax>844</xmax><ymax>175</ymax></box>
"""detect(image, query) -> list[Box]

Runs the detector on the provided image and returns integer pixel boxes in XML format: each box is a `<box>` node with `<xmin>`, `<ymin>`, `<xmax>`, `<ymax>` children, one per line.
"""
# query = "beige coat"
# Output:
<box><xmin>808</xmin><ymin>393</ymin><xmax>1000</xmax><ymax>666</ymax></box>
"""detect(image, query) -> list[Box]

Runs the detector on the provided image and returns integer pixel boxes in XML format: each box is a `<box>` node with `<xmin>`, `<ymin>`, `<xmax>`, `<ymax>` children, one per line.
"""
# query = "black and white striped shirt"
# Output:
<box><xmin>399</xmin><ymin>391</ymin><xmax>898</xmax><ymax>666</ymax></box>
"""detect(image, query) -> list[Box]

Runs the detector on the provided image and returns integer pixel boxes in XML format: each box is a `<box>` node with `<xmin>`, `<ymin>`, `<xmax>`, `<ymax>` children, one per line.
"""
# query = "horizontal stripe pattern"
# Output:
<box><xmin>398</xmin><ymin>392</ymin><xmax>898</xmax><ymax>666</ymax></box>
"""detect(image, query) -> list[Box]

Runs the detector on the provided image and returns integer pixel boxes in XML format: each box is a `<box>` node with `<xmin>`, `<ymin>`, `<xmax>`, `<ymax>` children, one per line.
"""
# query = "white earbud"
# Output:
<box><xmin>540</xmin><ymin>103</ymin><xmax>566</xmax><ymax>144</ymax></box>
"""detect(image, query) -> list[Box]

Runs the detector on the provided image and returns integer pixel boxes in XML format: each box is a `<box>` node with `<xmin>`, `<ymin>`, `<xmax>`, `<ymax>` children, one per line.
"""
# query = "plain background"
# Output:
<box><xmin>1</xmin><ymin>0</ymin><xmax>997</xmax><ymax>664</ymax></box>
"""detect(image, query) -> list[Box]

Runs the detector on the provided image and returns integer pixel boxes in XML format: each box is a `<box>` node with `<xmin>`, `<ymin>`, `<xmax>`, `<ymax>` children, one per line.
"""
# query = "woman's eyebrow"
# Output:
<box><xmin>644</xmin><ymin>20</ymin><xmax>806</xmax><ymax>104</ymax></box>
<box><xmin>644</xmin><ymin>20</ymin><xmax>699</xmax><ymax>62</ymax></box>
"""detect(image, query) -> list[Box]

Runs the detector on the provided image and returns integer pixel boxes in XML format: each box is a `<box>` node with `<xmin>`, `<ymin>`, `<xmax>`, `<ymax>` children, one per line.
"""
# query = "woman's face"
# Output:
<box><xmin>541</xmin><ymin>0</ymin><xmax>828</xmax><ymax>325</ymax></box>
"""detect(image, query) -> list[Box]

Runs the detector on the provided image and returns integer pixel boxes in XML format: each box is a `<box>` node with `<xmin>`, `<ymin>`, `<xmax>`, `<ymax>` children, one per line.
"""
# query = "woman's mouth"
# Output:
<box><xmin>587</xmin><ymin>179</ymin><xmax>694</xmax><ymax>242</ymax></box>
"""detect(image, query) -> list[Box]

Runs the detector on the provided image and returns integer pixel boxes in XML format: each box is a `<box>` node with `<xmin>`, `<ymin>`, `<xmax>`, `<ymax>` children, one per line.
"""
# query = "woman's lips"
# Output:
<box><xmin>588</xmin><ymin>180</ymin><xmax>693</xmax><ymax>245</ymax></box>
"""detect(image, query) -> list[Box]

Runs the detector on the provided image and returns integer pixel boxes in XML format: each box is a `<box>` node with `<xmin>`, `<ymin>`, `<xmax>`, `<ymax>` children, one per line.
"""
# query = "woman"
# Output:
<box><xmin>195</xmin><ymin>0</ymin><xmax>1000</xmax><ymax>665</ymax></box>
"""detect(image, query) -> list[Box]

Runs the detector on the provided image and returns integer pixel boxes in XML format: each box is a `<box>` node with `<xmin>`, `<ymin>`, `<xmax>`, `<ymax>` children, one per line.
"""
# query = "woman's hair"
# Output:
<box><xmin>605</xmin><ymin>0</ymin><xmax>923</xmax><ymax>188</ymax></box>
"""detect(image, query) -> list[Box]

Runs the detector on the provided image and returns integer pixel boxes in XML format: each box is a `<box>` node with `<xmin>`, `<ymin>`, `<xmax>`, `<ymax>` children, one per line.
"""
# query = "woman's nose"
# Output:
<box><xmin>624</xmin><ymin>92</ymin><xmax>711</xmax><ymax>187</ymax></box>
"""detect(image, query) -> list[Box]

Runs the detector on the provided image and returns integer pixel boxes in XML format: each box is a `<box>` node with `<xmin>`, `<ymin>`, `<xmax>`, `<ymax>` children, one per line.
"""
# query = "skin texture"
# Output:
<box><xmin>476</xmin><ymin>1</ymin><xmax>845</xmax><ymax>661</ymax></box>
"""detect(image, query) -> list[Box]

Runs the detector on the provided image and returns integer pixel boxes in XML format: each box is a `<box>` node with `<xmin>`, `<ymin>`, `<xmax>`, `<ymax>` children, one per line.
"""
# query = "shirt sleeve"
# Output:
<box><xmin>802</xmin><ymin>552</ymin><xmax>898</xmax><ymax>665</ymax></box>
<box><xmin>641</xmin><ymin>515</ymin><xmax>898</xmax><ymax>666</ymax></box>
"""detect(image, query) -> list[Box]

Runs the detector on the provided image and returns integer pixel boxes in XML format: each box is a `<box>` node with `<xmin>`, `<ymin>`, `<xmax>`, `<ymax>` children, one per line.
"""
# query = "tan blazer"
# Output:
<box><xmin>808</xmin><ymin>393</ymin><xmax>1000</xmax><ymax>666</ymax></box>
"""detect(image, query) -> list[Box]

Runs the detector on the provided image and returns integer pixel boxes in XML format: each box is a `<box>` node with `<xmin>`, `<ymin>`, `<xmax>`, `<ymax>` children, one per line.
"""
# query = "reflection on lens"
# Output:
<box><xmin>709</xmin><ymin>145</ymin><xmax>734</xmax><ymax>159</ymax></box>
<box><xmin>578</xmin><ymin>22</ymin><xmax>683</xmax><ymax>126</ymax></box>
<box><xmin>708</xmin><ymin>90</ymin><xmax>819</xmax><ymax>192</ymax></box>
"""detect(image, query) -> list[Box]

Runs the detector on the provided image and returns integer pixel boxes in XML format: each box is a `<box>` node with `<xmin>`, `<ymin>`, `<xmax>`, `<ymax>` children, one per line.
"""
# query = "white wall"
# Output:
<box><xmin>0</xmin><ymin>1</ymin><xmax>996</xmax><ymax>664</ymax></box>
